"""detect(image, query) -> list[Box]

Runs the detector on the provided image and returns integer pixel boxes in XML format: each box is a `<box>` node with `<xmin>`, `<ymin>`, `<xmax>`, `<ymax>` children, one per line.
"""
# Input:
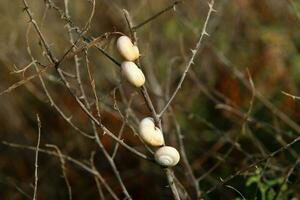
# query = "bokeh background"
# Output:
<box><xmin>1</xmin><ymin>0</ymin><xmax>300</xmax><ymax>199</ymax></box>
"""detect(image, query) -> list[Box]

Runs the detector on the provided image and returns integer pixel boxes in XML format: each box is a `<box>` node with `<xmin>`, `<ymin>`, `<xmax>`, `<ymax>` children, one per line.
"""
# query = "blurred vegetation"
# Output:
<box><xmin>1</xmin><ymin>0</ymin><xmax>300</xmax><ymax>199</ymax></box>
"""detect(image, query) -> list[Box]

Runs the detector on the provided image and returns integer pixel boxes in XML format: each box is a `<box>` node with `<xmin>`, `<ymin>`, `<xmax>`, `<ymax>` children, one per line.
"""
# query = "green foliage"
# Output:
<box><xmin>235</xmin><ymin>168</ymin><xmax>297</xmax><ymax>200</ymax></box>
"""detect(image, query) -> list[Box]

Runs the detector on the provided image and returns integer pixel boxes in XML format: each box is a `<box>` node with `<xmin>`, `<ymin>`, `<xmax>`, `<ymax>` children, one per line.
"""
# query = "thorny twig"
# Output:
<box><xmin>33</xmin><ymin>114</ymin><xmax>41</xmax><ymax>200</ymax></box>
<box><xmin>45</xmin><ymin>144</ymin><xmax>72</xmax><ymax>200</ymax></box>
<box><xmin>281</xmin><ymin>91</ymin><xmax>300</xmax><ymax>100</ymax></box>
<box><xmin>158</xmin><ymin>0</ymin><xmax>216</xmax><ymax>118</ymax></box>
<box><xmin>273</xmin><ymin>156</ymin><xmax>300</xmax><ymax>200</ymax></box>
<box><xmin>25</xmin><ymin>24</ymin><xmax>95</xmax><ymax>139</ymax></box>
<box><xmin>212</xmin><ymin>47</ymin><xmax>300</xmax><ymax>134</ymax></box>
<box><xmin>90</xmin><ymin>152</ymin><xmax>108</xmax><ymax>200</ymax></box>
<box><xmin>64</xmin><ymin>1</ymin><xmax>132</xmax><ymax>198</ymax></box>
<box><xmin>22</xmin><ymin>0</ymin><xmax>150</xmax><ymax>162</ymax></box>
<box><xmin>171</xmin><ymin>111</ymin><xmax>201</xmax><ymax>198</ymax></box>
<box><xmin>200</xmin><ymin>134</ymin><xmax>300</xmax><ymax>197</ymax></box>
<box><xmin>2</xmin><ymin>141</ymin><xmax>118</xmax><ymax>200</ymax></box>
<box><xmin>123</xmin><ymin>8</ymin><xmax>185</xmax><ymax>199</ymax></box>
<box><xmin>132</xmin><ymin>1</ymin><xmax>182</xmax><ymax>30</ymax></box>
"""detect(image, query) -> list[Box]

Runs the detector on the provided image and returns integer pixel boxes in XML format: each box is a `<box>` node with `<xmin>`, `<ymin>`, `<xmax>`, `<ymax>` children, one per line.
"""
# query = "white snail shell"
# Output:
<box><xmin>154</xmin><ymin>146</ymin><xmax>180</xmax><ymax>167</ymax></box>
<box><xmin>117</xmin><ymin>36</ymin><xmax>139</xmax><ymax>61</ymax></box>
<box><xmin>121</xmin><ymin>61</ymin><xmax>145</xmax><ymax>87</ymax></box>
<box><xmin>139</xmin><ymin>117</ymin><xmax>164</xmax><ymax>146</ymax></box>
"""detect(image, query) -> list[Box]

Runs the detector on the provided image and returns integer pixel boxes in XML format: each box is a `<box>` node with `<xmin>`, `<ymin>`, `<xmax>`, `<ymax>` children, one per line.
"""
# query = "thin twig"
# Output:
<box><xmin>273</xmin><ymin>155</ymin><xmax>300</xmax><ymax>200</ymax></box>
<box><xmin>33</xmin><ymin>114</ymin><xmax>41</xmax><ymax>200</ymax></box>
<box><xmin>225</xmin><ymin>185</ymin><xmax>246</xmax><ymax>200</ymax></box>
<box><xmin>281</xmin><ymin>91</ymin><xmax>300</xmax><ymax>100</ymax></box>
<box><xmin>63</xmin><ymin>1</ymin><xmax>132</xmax><ymax>198</ymax></box>
<box><xmin>111</xmin><ymin>93</ymin><xmax>133</xmax><ymax>159</ymax></box>
<box><xmin>0</xmin><ymin>65</ymin><xmax>50</xmax><ymax>96</ymax></box>
<box><xmin>25</xmin><ymin>24</ymin><xmax>94</xmax><ymax>139</ymax></box>
<box><xmin>132</xmin><ymin>1</ymin><xmax>182</xmax><ymax>30</ymax></box>
<box><xmin>165</xmin><ymin>168</ymin><xmax>181</xmax><ymax>200</ymax></box>
<box><xmin>10</xmin><ymin>60</ymin><xmax>37</xmax><ymax>77</ymax></box>
<box><xmin>171</xmin><ymin>111</ymin><xmax>201</xmax><ymax>198</ymax></box>
<box><xmin>197</xmin><ymin>69</ymin><xmax>256</xmax><ymax>185</ymax></box>
<box><xmin>123</xmin><ymin>8</ymin><xmax>190</xmax><ymax>199</ymax></box>
<box><xmin>200</xmin><ymin>134</ymin><xmax>300</xmax><ymax>197</ymax></box>
<box><xmin>90</xmin><ymin>151</ymin><xmax>108</xmax><ymax>200</ymax></box>
<box><xmin>46</xmin><ymin>144</ymin><xmax>72</xmax><ymax>200</ymax></box>
<box><xmin>0</xmin><ymin>175</ymin><xmax>32</xmax><ymax>200</ymax></box>
<box><xmin>212</xmin><ymin>47</ymin><xmax>300</xmax><ymax>134</ymax></box>
<box><xmin>23</xmin><ymin>0</ymin><xmax>150</xmax><ymax>162</ymax></box>
<box><xmin>158</xmin><ymin>0</ymin><xmax>216</xmax><ymax>118</ymax></box>
<box><xmin>2</xmin><ymin>141</ymin><xmax>118</xmax><ymax>200</ymax></box>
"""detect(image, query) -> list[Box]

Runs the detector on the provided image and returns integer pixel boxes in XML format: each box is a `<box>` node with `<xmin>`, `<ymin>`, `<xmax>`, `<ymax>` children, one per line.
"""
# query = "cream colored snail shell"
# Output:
<box><xmin>117</xmin><ymin>36</ymin><xmax>139</xmax><ymax>61</ymax></box>
<box><xmin>154</xmin><ymin>146</ymin><xmax>180</xmax><ymax>167</ymax></box>
<box><xmin>121</xmin><ymin>61</ymin><xmax>145</xmax><ymax>87</ymax></box>
<box><xmin>139</xmin><ymin>117</ymin><xmax>164</xmax><ymax>146</ymax></box>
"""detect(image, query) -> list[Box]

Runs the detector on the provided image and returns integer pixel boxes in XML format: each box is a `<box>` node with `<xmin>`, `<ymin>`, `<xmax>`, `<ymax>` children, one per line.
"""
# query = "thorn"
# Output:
<box><xmin>67</xmin><ymin>116</ymin><xmax>72</xmax><ymax>121</ymax></box>
<box><xmin>208</xmin><ymin>0</ymin><xmax>217</xmax><ymax>12</ymax></box>
<box><xmin>203</xmin><ymin>31</ymin><xmax>209</xmax><ymax>36</ymax></box>
<box><xmin>208</xmin><ymin>1</ymin><xmax>214</xmax><ymax>8</ymax></box>
<box><xmin>13</xmin><ymin>64</ymin><xmax>18</xmax><ymax>71</ymax></box>
<box><xmin>191</xmin><ymin>49</ymin><xmax>196</xmax><ymax>54</ymax></box>
<box><xmin>23</xmin><ymin>6</ymin><xmax>29</xmax><ymax>12</ymax></box>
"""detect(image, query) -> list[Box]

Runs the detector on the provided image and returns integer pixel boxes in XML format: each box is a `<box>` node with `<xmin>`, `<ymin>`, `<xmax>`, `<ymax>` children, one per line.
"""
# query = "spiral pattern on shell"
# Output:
<box><xmin>154</xmin><ymin>146</ymin><xmax>180</xmax><ymax>167</ymax></box>
<box><xmin>139</xmin><ymin>117</ymin><xmax>164</xmax><ymax>146</ymax></box>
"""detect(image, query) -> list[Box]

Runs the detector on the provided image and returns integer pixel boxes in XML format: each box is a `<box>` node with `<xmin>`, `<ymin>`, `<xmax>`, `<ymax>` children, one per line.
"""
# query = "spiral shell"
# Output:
<box><xmin>139</xmin><ymin>117</ymin><xmax>164</xmax><ymax>146</ymax></box>
<box><xmin>154</xmin><ymin>146</ymin><xmax>180</xmax><ymax>167</ymax></box>
<box><xmin>117</xmin><ymin>36</ymin><xmax>139</xmax><ymax>61</ymax></box>
<box><xmin>121</xmin><ymin>61</ymin><xmax>145</xmax><ymax>87</ymax></box>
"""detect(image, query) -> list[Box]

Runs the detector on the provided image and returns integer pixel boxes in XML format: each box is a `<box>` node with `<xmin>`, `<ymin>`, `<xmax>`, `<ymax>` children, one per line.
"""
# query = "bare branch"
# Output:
<box><xmin>46</xmin><ymin>144</ymin><xmax>72</xmax><ymax>200</ymax></box>
<box><xmin>132</xmin><ymin>1</ymin><xmax>182</xmax><ymax>30</ymax></box>
<box><xmin>2</xmin><ymin>141</ymin><xmax>118</xmax><ymax>197</ymax></box>
<box><xmin>212</xmin><ymin>46</ymin><xmax>300</xmax><ymax>134</ymax></box>
<box><xmin>33</xmin><ymin>114</ymin><xmax>41</xmax><ymax>200</ymax></box>
<box><xmin>158</xmin><ymin>0</ymin><xmax>216</xmax><ymax>118</ymax></box>
<box><xmin>200</xmin><ymin>134</ymin><xmax>300</xmax><ymax>197</ymax></box>
<box><xmin>281</xmin><ymin>91</ymin><xmax>300</xmax><ymax>100</ymax></box>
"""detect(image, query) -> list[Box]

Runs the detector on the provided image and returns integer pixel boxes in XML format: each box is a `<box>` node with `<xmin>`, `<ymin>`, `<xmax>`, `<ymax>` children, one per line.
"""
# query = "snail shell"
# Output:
<box><xmin>121</xmin><ymin>61</ymin><xmax>145</xmax><ymax>87</ymax></box>
<box><xmin>139</xmin><ymin>117</ymin><xmax>155</xmax><ymax>129</ymax></box>
<box><xmin>117</xmin><ymin>36</ymin><xmax>139</xmax><ymax>61</ymax></box>
<box><xmin>139</xmin><ymin>117</ymin><xmax>164</xmax><ymax>146</ymax></box>
<box><xmin>154</xmin><ymin>146</ymin><xmax>180</xmax><ymax>167</ymax></box>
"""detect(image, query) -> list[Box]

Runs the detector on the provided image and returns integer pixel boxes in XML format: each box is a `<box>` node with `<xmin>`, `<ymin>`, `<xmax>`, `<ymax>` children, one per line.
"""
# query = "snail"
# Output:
<box><xmin>154</xmin><ymin>146</ymin><xmax>180</xmax><ymax>167</ymax></box>
<box><xmin>139</xmin><ymin>117</ymin><xmax>164</xmax><ymax>146</ymax></box>
<box><xmin>117</xmin><ymin>36</ymin><xmax>139</xmax><ymax>61</ymax></box>
<box><xmin>121</xmin><ymin>61</ymin><xmax>145</xmax><ymax>87</ymax></box>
